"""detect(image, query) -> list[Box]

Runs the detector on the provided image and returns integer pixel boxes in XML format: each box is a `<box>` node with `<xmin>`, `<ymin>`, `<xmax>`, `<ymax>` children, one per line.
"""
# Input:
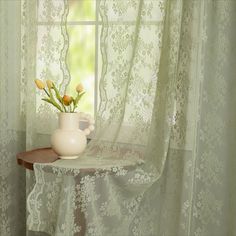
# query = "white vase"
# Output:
<box><xmin>51</xmin><ymin>112</ymin><xmax>87</xmax><ymax>159</ymax></box>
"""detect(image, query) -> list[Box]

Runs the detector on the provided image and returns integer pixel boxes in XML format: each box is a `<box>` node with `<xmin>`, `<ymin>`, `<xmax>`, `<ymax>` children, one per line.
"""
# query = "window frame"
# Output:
<box><xmin>37</xmin><ymin>0</ymin><xmax>101</xmax><ymax>117</ymax></box>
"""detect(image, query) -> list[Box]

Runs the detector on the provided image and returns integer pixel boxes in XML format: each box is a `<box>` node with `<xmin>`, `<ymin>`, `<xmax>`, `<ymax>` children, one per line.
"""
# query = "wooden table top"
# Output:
<box><xmin>17</xmin><ymin>142</ymin><xmax>142</xmax><ymax>172</ymax></box>
<box><xmin>17</xmin><ymin>147</ymin><xmax>59</xmax><ymax>171</ymax></box>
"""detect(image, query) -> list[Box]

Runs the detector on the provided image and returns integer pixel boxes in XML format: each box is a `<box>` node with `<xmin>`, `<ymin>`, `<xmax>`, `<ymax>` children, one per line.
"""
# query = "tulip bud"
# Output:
<box><xmin>35</xmin><ymin>79</ymin><xmax>45</xmax><ymax>90</ymax></box>
<box><xmin>76</xmin><ymin>83</ymin><xmax>84</xmax><ymax>93</ymax></box>
<box><xmin>46</xmin><ymin>80</ymin><xmax>53</xmax><ymax>89</ymax></box>
<box><xmin>62</xmin><ymin>95</ymin><xmax>73</xmax><ymax>106</ymax></box>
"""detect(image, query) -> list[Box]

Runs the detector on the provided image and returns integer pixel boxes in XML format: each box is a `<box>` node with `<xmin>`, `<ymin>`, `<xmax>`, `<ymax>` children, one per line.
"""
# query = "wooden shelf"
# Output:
<box><xmin>17</xmin><ymin>147</ymin><xmax>59</xmax><ymax>171</ymax></box>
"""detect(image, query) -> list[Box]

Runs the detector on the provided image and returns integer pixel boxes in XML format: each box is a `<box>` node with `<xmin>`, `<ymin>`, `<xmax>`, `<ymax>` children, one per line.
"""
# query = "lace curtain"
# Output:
<box><xmin>0</xmin><ymin>0</ymin><xmax>69</xmax><ymax>235</ymax></box>
<box><xmin>27</xmin><ymin>0</ymin><xmax>236</xmax><ymax>236</ymax></box>
<box><xmin>1</xmin><ymin>0</ymin><xmax>236</xmax><ymax>236</ymax></box>
<box><xmin>0</xmin><ymin>2</ymin><xmax>26</xmax><ymax>235</ymax></box>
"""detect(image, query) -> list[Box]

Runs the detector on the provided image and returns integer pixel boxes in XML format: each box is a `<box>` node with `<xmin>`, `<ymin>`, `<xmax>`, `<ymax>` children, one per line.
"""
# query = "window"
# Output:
<box><xmin>36</xmin><ymin>0</ymin><xmax>99</xmax><ymax>118</ymax></box>
<box><xmin>66</xmin><ymin>0</ymin><xmax>100</xmax><ymax>116</ymax></box>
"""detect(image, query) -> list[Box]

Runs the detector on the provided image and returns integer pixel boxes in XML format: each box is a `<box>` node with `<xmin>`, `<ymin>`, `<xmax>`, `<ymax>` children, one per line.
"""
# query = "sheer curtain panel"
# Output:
<box><xmin>1</xmin><ymin>0</ymin><xmax>70</xmax><ymax>235</ymax></box>
<box><xmin>0</xmin><ymin>1</ymin><xmax>26</xmax><ymax>235</ymax></box>
<box><xmin>0</xmin><ymin>0</ymin><xmax>236</xmax><ymax>236</ymax></box>
<box><xmin>27</xmin><ymin>0</ymin><xmax>236</xmax><ymax>236</ymax></box>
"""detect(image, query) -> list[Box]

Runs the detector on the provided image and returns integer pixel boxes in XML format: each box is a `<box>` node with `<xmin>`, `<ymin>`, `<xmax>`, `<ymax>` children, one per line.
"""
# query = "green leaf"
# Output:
<box><xmin>42</xmin><ymin>98</ymin><xmax>63</xmax><ymax>112</ymax></box>
<box><xmin>53</xmin><ymin>86</ymin><xmax>63</xmax><ymax>103</ymax></box>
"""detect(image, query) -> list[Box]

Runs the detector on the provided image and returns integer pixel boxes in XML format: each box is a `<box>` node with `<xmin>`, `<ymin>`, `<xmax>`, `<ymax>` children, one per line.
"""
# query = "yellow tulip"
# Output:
<box><xmin>46</xmin><ymin>80</ymin><xmax>53</xmax><ymax>89</ymax></box>
<box><xmin>35</xmin><ymin>79</ymin><xmax>45</xmax><ymax>90</ymax></box>
<box><xmin>76</xmin><ymin>83</ymin><xmax>84</xmax><ymax>93</ymax></box>
<box><xmin>62</xmin><ymin>95</ymin><xmax>73</xmax><ymax>106</ymax></box>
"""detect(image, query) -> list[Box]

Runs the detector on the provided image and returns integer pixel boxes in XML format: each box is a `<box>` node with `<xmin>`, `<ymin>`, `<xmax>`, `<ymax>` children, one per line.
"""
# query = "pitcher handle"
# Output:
<box><xmin>79</xmin><ymin>112</ymin><xmax>95</xmax><ymax>136</ymax></box>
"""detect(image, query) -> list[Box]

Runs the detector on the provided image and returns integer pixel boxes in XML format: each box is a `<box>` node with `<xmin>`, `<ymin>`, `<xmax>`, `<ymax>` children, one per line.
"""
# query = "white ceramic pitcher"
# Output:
<box><xmin>51</xmin><ymin>112</ymin><xmax>92</xmax><ymax>159</ymax></box>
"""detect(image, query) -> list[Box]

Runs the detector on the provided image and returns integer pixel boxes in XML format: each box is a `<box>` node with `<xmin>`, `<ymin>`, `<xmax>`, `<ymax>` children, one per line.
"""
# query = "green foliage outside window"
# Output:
<box><xmin>66</xmin><ymin>0</ymin><xmax>96</xmax><ymax>115</ymax></box>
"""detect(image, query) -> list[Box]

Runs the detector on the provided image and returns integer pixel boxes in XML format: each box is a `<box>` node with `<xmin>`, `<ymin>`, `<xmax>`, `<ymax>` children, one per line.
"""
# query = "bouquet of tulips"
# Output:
<box><xmin>35</xmin><ymin>79</ymin><xmax>85</xmax><ymax>113</ymax></box>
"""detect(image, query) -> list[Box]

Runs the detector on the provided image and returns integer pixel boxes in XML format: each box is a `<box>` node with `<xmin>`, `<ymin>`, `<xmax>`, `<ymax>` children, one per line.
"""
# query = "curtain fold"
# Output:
<box><xmin>0</xmin><ymin>1</ymin><xmax>26</xmax><ymax>235</ymax></box>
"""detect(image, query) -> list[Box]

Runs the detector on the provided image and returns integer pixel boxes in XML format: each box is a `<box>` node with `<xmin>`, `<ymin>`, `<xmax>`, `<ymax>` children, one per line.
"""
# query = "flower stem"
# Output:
<box><xmin>43</xmin><ymin>88</ymin><xmax>50</xmax><ymax>97</ymax></box>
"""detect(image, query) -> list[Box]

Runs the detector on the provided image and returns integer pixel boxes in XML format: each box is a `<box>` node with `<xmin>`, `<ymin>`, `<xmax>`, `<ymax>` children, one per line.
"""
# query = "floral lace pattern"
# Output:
<box><xmin>15</xmin><ymin>0</ymin><xmax>236</xmax><ymax>236</ymax></box>
<box><xmin>0</xmin><ymin>1</ymin><xmax>26</xmax><ymax>235</ymax></box>
<box><xmin>1</xmin><ymin>0</ymin><xmax>70</xmax><ymax>235</ymax></box>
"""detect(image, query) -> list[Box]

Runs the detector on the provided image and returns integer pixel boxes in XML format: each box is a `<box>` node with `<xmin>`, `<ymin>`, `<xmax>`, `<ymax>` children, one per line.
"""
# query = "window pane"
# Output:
<box><xmin>68</xmin><ymin>0</ymin><xmax>96</xmax><ymax>22</ymax></box>
<box><xmin>66</xmin><ymin>25</ymin><xmax>95</xmax><ymax>116</ymax></box>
